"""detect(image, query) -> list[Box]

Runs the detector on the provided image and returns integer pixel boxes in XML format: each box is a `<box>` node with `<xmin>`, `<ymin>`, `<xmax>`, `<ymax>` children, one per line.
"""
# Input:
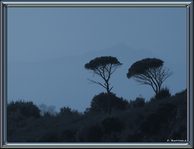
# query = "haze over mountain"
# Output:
<box><xmin>7</xmin><ymin>7</ymin><xmax>186</xmax><ymax>112</ymax></box>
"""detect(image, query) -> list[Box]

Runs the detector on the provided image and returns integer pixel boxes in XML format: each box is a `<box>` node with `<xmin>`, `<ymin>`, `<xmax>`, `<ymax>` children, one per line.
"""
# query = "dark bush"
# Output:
<box><xmin>60</xmin><ymin>129</ymin><xmax>76</xmax><ymax>142</ymax></box>
<box><xmin>140</xmin><ymin>112</ymin><xmax>162</xmax><ymax>135</ymax></box>
<box><xmin>170</xmin><ymin>125</ymin><xmax>187</xmax><ymax>140</ymax></box>
<box><xmin>58</xmin><ymin>106</ymin><xmax>81</xmax><ymax>117</ymax></box>
<box><xmin>87</xmin><ymin>125</ymin><xmax>103</xmax><ymax>141</ymax></box>
<box><xmin>7</xmin><ymin>89</ymin><xmax>187</xmax><ymax>142</ymax></box>
<box><xmin>130</xmin><ymin>97</ymin><xmax>145</xmax><ymax>108</ymax></box>
<box><xmin>102</xmin><ymin>117</ymin><xmax>124</xmax><ymax>134</ymax></box>
<box><xmin>140</xmin><ymin>103</ymin><xmax>177</xmax><ymax>140</ymax></box>
<box><xmin>88</xmin><ymin>92</ymin><xmax>129</xmax><ymax>113</ymax></box>
<box><xmin>76</xmin><ymin>124</ymin><xmax>103</xmax><ymax>142</ymax></box>
<box><xmin>59</xmin><ymin>107</ymin><xmax>73</xmax><ymax>115</ymax></box>
<box><xmin>7</xmin><ymin>101</ymin><xmax>40</xmax><ymax>119</ymax></box>
<box><xmin>155</xmin><ymin>88</ymin><xmax>171</xmax><ymax>100</ymax></box>
<box><xmin>7</xmin><ymin>101</ymin><xmax>41</xmax><ymax>142</ymax></box>
<box><xmin>38</xmin><ymin>132</ymin><xmax>62</xmax><ymax>142</ymax></box>
<box><xmin>127</xmin><ymin>133</ymin><xmax>143</xmax><ymax>142</ymax></box>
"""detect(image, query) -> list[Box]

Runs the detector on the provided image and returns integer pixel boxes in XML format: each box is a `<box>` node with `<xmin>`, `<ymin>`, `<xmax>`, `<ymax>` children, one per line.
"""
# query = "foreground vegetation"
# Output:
<box><xmin>7</xmin><ymin>89</ymin><xmax>187</xmax><ymax>142</ymax></box>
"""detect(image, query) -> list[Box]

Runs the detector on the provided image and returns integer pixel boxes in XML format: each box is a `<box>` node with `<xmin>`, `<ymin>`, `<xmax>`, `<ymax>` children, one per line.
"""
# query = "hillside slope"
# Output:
<box><xmin>7</xmin><ymin>90</ymin><xmax>187</xmax><ymax>142</ymax></box>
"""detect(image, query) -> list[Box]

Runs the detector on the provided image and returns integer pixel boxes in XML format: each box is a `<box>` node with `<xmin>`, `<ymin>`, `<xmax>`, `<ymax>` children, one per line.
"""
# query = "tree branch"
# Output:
<box><xmin>87</xmin><ymin>79</ymin><xmax>107</xmax><ymax>89</ymax></box>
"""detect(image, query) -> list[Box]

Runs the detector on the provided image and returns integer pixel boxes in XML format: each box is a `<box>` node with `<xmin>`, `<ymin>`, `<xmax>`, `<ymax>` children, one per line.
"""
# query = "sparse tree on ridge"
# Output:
<box><xmin>85</xmin><ymin>56</ymin><xmax>122</xmax><ymax>94</ymax></box>
<box><xmin>127</xmin><ymin>58</ymin><xmax>172</xmax><ymax>95</ymax></box>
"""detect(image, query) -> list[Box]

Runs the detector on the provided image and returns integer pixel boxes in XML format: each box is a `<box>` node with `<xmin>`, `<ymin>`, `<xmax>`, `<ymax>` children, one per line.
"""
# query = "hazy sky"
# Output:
<box><xmin>7</xmin><ymin>7</ymin><xmax>187</xmax><ymax>112</ymax></box>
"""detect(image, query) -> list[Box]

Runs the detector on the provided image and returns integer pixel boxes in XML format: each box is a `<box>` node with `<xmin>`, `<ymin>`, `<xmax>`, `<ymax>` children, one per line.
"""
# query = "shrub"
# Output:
<box><xmin>102</xmin><ymin>117</ymin><xmax>124</xmax><ymax>134</ymax></box>
<box><xmin>88</xmin><ymin>92</ymin><xmax>129</xmax><ymax>113</ymax></box>
<box><xmin>140</xmin><ymin>103</ymin><xmax>177</xmax><ymax>139</ymax></box>
<box><xmin>60</xmin><ymin>129</ymin><xmax>76</xmax><ymax>142</ymax></box>
<box><xmin>38</xmin><ymin>132</ymin><xmax>62</xmax><ymax>142</ymax></box>
<box><xmin>7</xmin><ymin>101</ymin><xmax>41</xmax><ymax>119</ymax></box>
<box><xmin>87</xmin><ymin>125</ymin><xmax>103</xmax><ymax>141</ymax></box>
<box><xmin>131</xmin><ymin>97</ymin><xmax>145</xmax><ymax>108</ymax></box>
<box><xmin>58</xmin><ymin>106</ymin><xmax>81</xmax><ymax>117</ymax></box>
<box><xmin>59</xmin><ymin>107</ymin><xmax>73</xmax><ymax>115</ymax></box>
<box><xmin>127</xmin><ymin>133</ymin><xmax>143</xmax><ymax>142</ymax></box>
<box><xmin>76</xmin><ymin>124</ymin><xmax>103</xmax><ymax>142</ymax></box>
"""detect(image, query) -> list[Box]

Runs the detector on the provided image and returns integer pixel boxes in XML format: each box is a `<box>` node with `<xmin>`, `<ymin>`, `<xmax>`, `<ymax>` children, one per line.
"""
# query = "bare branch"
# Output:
<box><xmin>87</xmin><ymin>79</ymin><xmax>107</xmax><ymax>89</ymax></box>
<box><xmin>110</xmin><ymin>86</ymin><xmax>113</xmax><ymax>91</ymax></box>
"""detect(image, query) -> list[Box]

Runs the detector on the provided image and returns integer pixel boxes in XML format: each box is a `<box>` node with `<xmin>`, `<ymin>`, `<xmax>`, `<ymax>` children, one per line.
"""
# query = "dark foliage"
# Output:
<box><xmin>84</xmin><ymin>124</ymin><xmax>103</xmax><ymax>142</ymax></box>
<box><xmin>87</xmin><ymin>92</ymin><xmax>129</xmax><ymax>114</ymax></box>
<box><xmin>60</xmin><ymin>129</ymin><xmax>77</xmax><ymax>142</ymax></box>
<box><xmin>102</xmin><ymin>117</ymin><xmax>124</xmax><ymax>134</ymax></box>
<box><xmin>85</xmin><ymin>56</ymin><xmax>122</xmax><ymax>93</ymax></box>
<box><xmin>7</xmin><ymin>90</ymin><xmax>187</xmax><ymax>143</ymax></box>
<box><xmin>7</xmin><ymin>101</ymin><xmax>40</xmax><ymax>119</ymax></box>
<box><xmin>127</xmin><ymin>58</ymin><xmax>163</xmax><ymax>77</ymax></box>
<box><xmin>127</xmin><ymin>58</ymin><xmax>172</xmax><ymax>95</ymax></box>
<box><xmin>38</xmin><ymin>132</ymin><xmax>63</xmax><ymax>142</ymax></box>
<box><xmin>7</xmin><ymin>101</ymin><xmax>41</xmax><ymax>141</ymax></box>
<box><xmin>76</xmin><ymin>123</ymin><xmax>103</xmax><ymax>142</ymax></box>
<box><xmin>130</xmin><ymin>97</ymin><xmax>145</xmax><ymax>108</ymax></box>
<box><xmin>58</xmin><ymin>106</ymin><xmax>81</xmax><ymax>117</ymax></box>
<box><xmin>85</xmin><ymin>56</ymin><xmax>122</xmax><ymax>70</ymax></box>
<box><xmin>127</xmin><ymin>133</ymin><xmax>144</xmax><ymax>142</ymax></box>
<box><xmin>139</xmin><ymin>103</ymin><xmax>177</xmax><ymax>141</ymax></box>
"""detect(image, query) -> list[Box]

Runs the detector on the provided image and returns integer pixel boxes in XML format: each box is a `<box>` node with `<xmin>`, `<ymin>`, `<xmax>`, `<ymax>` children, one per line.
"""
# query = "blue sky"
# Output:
<box><xmin>7</xmin><ymin>7</ymin><xmax>187</xmax><ymax>112</ymax></box>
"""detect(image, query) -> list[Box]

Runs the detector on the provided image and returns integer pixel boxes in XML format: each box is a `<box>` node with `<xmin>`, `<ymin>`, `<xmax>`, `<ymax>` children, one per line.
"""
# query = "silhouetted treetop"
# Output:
<box><xmin>88</xmin><ymin>92</ymin><xmax>129</xmax><ymax>113</ymax></box>
<box><xmin>85</xmin><ymin>56</ymin><xmax>122</xmax><ymax>70</ymax></box>
<box><xmin>127</xmin><ymin>58</ymin><xmax>163</xmax><ymax>78</ymax></box>
<box><xmin>8</xmin><ymin>101</ymin><xmax>40</xmax><ymax>119</ymax></box>
<box><xmin>127</xmin><ymin>58</ymin><xmax>171</xmax><ymax>94</ymax></box>
<box><xmin>85</xmin><ymin>56</ymin><xmax>122</xmax><ymax>94</ymax></box>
